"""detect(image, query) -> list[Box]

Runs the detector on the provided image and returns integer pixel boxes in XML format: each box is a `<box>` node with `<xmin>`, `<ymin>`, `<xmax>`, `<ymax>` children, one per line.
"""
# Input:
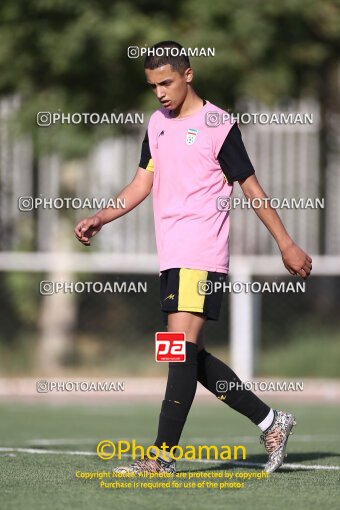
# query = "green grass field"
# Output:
<box><xmin>1</xmin><ymin>401</ymin><xmax>339</xmax><ymax>510</ymax></box>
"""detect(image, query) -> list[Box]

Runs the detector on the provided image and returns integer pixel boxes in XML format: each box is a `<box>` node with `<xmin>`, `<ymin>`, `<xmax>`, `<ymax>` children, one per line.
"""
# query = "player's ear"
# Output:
<box><xmin>184</xmin><ymin>67</ymin><xmax>193</xmax><ymax>84</ymax></box>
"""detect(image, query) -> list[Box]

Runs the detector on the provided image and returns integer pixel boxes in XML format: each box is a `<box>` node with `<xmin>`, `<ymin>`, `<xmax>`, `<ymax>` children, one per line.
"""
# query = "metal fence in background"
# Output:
<box><xmin>0</xmin><ymin>95</ymin><xmax>339</xmax><ymax>380</ymax></box>
<box><xmin>0</xmin><ymin>96</ymin><xmax>337</xmax><ymax>256</ymax></box>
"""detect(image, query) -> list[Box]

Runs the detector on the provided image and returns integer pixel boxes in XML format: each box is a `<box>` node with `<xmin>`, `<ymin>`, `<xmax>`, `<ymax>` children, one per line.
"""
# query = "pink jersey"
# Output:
<box><xmin>146</xmin><ymin>101</ymin><xmax>235</xmax><ymax>274</ymax></box>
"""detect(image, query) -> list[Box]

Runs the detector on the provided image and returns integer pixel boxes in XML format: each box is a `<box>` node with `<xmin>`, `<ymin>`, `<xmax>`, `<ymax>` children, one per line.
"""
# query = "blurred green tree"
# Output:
<box><xmin>0</xmin><ymin>0</ymin><xmax>339</xmax><ymax>156</ymax></box>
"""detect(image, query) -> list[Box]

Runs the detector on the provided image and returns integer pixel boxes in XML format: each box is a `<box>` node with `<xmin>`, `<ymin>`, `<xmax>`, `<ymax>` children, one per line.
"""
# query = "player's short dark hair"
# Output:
<box><xmin>144</xmin><ymin>41</ymin><xmax>190</xmax><ymax>75</ymax></box>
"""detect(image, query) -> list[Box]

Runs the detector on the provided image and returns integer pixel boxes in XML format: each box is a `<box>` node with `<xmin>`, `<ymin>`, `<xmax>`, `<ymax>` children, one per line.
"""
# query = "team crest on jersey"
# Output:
<box><xmin>186</xmin><ymin>128</ymin><xmax>198</xmax><ymax>145</ymax></box>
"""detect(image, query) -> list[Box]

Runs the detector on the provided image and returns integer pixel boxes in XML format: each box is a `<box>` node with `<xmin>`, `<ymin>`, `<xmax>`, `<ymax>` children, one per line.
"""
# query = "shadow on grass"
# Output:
<box><xmin>181</xmin><ymin>451</ymin><xmax>340</xmax><ymax>473</ymax></box>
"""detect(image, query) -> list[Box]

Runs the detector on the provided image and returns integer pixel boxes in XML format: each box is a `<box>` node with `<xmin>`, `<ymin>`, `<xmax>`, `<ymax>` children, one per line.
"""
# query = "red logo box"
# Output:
<box><xmin>155</xmin><ymin>332</ymin><xmax>186</xmax><ymax>362</ymax></box>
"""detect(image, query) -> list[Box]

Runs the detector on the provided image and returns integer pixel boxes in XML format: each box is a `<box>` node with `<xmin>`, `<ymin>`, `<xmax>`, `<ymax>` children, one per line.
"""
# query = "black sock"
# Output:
<box><xmin>154</xmin><ymin>342</ymin><xmax>198</xmax><ymax>452</ymax></box>
<box><xmin>197</xmin><ymin>349</ymin><xmax>270</xmax><ymax>425</ymax></box>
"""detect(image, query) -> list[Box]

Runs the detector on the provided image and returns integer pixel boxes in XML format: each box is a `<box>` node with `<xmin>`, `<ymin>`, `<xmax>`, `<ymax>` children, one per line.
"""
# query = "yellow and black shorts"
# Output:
<box><xmin>160</xmin><ymin>268</ymin><xmax>227</xmax><ymax>324</ymax></box>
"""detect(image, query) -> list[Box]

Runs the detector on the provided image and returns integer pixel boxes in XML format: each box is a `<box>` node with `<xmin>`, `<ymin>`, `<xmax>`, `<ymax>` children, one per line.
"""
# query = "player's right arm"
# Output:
<box><xmin>75</xmin><ymin>129</ymin><xmax>154</xmax><ymax>246</ymax></box>
<box><xmin>74</xmin><ymin>166</ymin><xmax>153</xmax><ymax>246</ymax></box>
<box><xmin>75</xmin><ymin>128</ymin><xmax>154</xmax><ymax>246</ymax></box>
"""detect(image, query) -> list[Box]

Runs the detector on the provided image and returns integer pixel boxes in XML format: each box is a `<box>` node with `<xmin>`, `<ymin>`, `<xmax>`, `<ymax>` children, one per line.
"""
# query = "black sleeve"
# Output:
<box><xmin>139</xmin><ymin>130</ymin><xmax>152</xmax><ymax>169</ymax></box>
<box><xmin>217</xmin><ymin>123</ymin><xmax>255</xmax><ymax>182</ymax></box>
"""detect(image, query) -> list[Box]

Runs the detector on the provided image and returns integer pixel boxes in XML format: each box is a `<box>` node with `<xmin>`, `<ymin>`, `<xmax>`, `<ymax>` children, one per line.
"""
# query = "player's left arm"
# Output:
<box><xmin>217</xmin><ymin>123</ymin><xmax>312</xmax><ymax>279</ymax></box>
<box><xmin>239</xmin><ymin>174</ymin><xmax>312</xmax><ymax>279</ymax></box>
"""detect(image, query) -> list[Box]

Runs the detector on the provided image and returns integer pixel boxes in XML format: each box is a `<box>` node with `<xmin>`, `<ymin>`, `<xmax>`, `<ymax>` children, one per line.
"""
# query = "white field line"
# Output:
<box><xmin>20</xmin><ymin>434</ymin><xmax>340</xmax><ymax>446</ymax></box>
<box><xmin>185</xmin><ymin>435</ymin><xmax>340</xmax><ymax>444</ymax></box>
<box><xmin>0</xmin><ymin>447</ymin><xmax>339</xmax><ymax>471</ymax></box>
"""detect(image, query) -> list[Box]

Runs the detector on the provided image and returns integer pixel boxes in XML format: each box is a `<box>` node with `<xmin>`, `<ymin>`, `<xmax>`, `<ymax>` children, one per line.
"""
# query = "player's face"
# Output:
<box><xmin>145</xmin><ymin>64</ymin><xmax>192</xmax><ymax>111</ymax></box>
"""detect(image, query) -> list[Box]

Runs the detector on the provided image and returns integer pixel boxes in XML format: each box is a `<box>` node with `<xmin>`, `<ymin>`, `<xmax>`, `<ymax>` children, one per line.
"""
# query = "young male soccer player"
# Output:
<box><xmin>74</xmin><ymin>41</ymin><xmax>312</xmax><ymax>474</ymax></box>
